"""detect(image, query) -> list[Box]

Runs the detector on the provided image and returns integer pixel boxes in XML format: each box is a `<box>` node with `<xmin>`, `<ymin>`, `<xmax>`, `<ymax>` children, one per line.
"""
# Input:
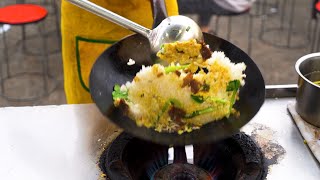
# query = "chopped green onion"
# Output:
<box><xmin>186</xmin><ymin>26</ymin><xmax>191</xmax><ymax>32</ymax></box>
<box><xmin>209</xmin><ymin>97</ymin><xmax>227</xmax><ymax>104</ymax></box>
<box><xmin>190</xmin><ymin>94</ymin><xmax>205</xmax><ymax>103</ymax></box>
<box><xmin>169</xmin><ymin>98</ymin><xmax>182</xmax><ymax>108</ymax></box>
<box><xmin>226</xmin><ymin>80</ymin><xmax>241</xmax><ymax>112</ymax></box>
<box><xmin>164</xmin><ymin>64</ymin><xmax>189</xmax><ymax>74</ymax></box>
<box><xmin>161</xmin><ymin>101</ymin><xmax>171</xmax><ymax>113</ymax></box>
<box><xmin>191</xmin><ymin>94</ymin><xmax>227</xmax><ymax>104</ymax></box>
<box><xmin>185</xmin><ymin>107</ymin><xmax>214</xmax><ymax>118</ymax></box>
<box><xmin>157</xmin><ymin>98</ymin><xmax>183</xmax><ymax>121</ymax></box>
<box><xmin>112</xmin><ymin>84</ymin><xmax>128</xmax><ymax>100</ymax></box>
<box><xmin>201</xmin><ymin>83</ymin><xmax>210</xmax><ymax>91</ymax></box>
<box><xmin>226</xmin><ymin>80</ymin><xmax>241</xmax><ymax>91</ymax></box>
<box><xmin>229</xmin><ymin>91</ymin><xmax>237</xmax><ymax>112</ymax></box>
<box><xmin>157</xmin><ymin>101</ymin><xmax>171</xmax><ymax>121</ymax></box>
<box><xmin>159</xmin><ymin>44</ymin><xmax>166</xmax><ymax>54</ymax></box>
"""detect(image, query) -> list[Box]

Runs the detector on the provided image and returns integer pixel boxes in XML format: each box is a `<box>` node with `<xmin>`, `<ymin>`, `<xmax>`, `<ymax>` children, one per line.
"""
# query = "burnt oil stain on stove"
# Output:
<box><xmin>249</xmin><ymin>123</ymin><xmax>286</xmax><ymax>173</ymax></box>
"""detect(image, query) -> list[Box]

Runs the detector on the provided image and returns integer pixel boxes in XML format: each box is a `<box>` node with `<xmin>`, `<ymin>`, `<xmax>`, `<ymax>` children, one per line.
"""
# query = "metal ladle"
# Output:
<box><xmin>66</xmin><ymin>0</ymin><xmax>203</xmax><ymax>53</ymax></box>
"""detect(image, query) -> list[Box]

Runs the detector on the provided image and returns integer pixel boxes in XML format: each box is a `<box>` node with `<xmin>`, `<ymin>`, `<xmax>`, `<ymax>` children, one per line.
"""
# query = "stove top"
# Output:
<box><xmin>0</xmin><ymin>98</ymin><xmax>319</xmax><ymax>179</ymax></box>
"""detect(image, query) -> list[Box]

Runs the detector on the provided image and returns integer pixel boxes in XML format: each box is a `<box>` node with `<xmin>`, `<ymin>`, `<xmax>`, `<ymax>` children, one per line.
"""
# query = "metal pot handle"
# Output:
<box><xmin>151</xmin><ymin>0</ymin><xmax>168</xmax><ymax>28</ymax></box>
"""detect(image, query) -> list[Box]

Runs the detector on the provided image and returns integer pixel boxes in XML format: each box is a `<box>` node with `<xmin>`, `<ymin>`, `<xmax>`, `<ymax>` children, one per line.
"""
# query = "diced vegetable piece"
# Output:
<box><xmin>112</xmin><ymin>84</ymin><xmax>128</xmax><ymax>100</ymax></box>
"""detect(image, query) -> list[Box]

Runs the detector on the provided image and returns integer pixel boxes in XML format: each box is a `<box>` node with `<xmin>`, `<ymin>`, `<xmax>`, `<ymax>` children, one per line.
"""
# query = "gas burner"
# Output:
<box><xmin>153</xmin><ymin>163</ymin><xmax>212</xmax><ymax>179</ymax></box>
<box><xmin>99</xmin><ymin>132</ymin><xmax>265</xmax><ymax>180</ymax></box>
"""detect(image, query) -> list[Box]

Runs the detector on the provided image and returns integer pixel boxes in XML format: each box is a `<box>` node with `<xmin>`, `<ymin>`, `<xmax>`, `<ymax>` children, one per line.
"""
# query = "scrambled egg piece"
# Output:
<box><xmin>157</xmin><ymin>39</ymin><xmax>203</xmax><ymax>64</ymax></box>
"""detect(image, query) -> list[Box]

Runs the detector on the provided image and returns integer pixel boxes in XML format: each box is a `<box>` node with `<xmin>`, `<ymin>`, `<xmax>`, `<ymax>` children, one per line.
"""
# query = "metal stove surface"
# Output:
<box><xmin>0</xmin><ymin>98</ymin><xmax>319</xmax><ymax>179</ymax></box>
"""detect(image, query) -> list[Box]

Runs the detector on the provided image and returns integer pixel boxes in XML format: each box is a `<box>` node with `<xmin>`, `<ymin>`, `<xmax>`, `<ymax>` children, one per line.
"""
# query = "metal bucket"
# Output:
<box><xmin>295</xmin><ymin>53</ymin><xmax>320</xmax><ymax>127</ymax></box>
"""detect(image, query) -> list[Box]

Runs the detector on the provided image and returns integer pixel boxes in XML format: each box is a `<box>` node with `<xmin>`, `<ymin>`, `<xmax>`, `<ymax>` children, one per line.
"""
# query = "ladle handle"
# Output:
<box><xmin>66</xmin><ymin>0</ymin><xmax>151</xmax><ymax>37</ymax></box>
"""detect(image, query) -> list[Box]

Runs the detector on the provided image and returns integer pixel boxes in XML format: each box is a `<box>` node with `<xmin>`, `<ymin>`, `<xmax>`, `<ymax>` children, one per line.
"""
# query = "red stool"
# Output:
<box><xmin>0</xmin><ymin>4</ymin><xmax>57</xmax><ymax>101</ymax></box>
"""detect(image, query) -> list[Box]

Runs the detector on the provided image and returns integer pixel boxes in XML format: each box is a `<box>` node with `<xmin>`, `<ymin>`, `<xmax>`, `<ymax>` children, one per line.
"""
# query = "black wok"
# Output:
<box><xmin>89</xmin><ymin>32</ymin><xmax>265</xmax><ymax>145</ymax></box>
<box><xmin>89</xmin><ymin>1</ymin><xmax>265</xmax><ymax>146</ymax></box>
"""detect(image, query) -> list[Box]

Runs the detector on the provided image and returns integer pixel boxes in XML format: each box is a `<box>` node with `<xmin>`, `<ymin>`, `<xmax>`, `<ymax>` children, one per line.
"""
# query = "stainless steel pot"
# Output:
<box><xmin>295</xmin><ymin>53</ymin><xmax>320</xmax><ymax>127</ymax></box>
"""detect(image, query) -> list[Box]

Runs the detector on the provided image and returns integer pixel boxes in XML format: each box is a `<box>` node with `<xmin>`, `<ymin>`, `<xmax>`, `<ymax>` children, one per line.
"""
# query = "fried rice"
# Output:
<box><xmin>112</xmin><ymin>40</ymin><xmax>246</xmax><ymax>134</ymax></box>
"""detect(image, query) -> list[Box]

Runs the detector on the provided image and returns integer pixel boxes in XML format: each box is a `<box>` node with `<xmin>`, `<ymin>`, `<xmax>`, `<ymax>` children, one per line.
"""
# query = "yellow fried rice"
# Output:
<box><xmin>113</xmin><ymin>40</ymin><xmax>246</xmax><ymax>134</ymax></box>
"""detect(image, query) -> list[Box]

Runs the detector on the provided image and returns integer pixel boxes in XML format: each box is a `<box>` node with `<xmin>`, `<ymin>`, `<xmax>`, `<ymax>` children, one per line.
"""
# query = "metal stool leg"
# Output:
<box><xmin>311</xmin><ymin>20</ymin><xmax>319</xmax><ymax>52</ymax></box>
<box><xmin>22</xmin><ymin>25</ymin><xmax>27</xmax><ymax>52</ymax></box>
<box><xmin>262</xmin><ymin>0</ymin><xmax>267</xmax><ymax>14</ymax></box>
<box><xmin>52</xmin><ymin>0</ymin><xmax>61</xmax><ymax>46</ymax></box>
<box><xmin>2</xmin><ymin>25</ymin><xmax>10</xmax><ymax>79</ymax></box>
<box><xmin>38</xmin><ymin>21</ymin><xmax>49</xmax><ymax>93</ymax></box>
<box><xmin>280</xmin><ymin>0</ymin><xmax>287</xmax><ymax>31</ymax></box>
<box><xmin>0</xmin><ymin>25</ymin><xmax>5</xmax><ymax>94</ymax></box>
<box><xmin>19</xmin><ymin>0</ymin><xmax>27</xmax><ymax>53</ymax></box>
<box><xmin>287</xmin><ymin>0</ymin><xmax>296</xmax><ymax>47</ymax></box>
<box><xmin>307</xmin><ymin>18</ymin><xmax>313</xmax><ymax>43</ymax></box>
<box><xmin>259</xmin><ymin>0</ymin><xmax>268</xmax><ymax>37</ymax></box>
<box><xmin>255</xmin><ymin>0</ymin><xmax>262</xmax><ymax>15</ymax></box>
<box><xmin>309</xmin><ymin>20</ymin><xmax>314</xmax><ymax>52</ymax></box>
